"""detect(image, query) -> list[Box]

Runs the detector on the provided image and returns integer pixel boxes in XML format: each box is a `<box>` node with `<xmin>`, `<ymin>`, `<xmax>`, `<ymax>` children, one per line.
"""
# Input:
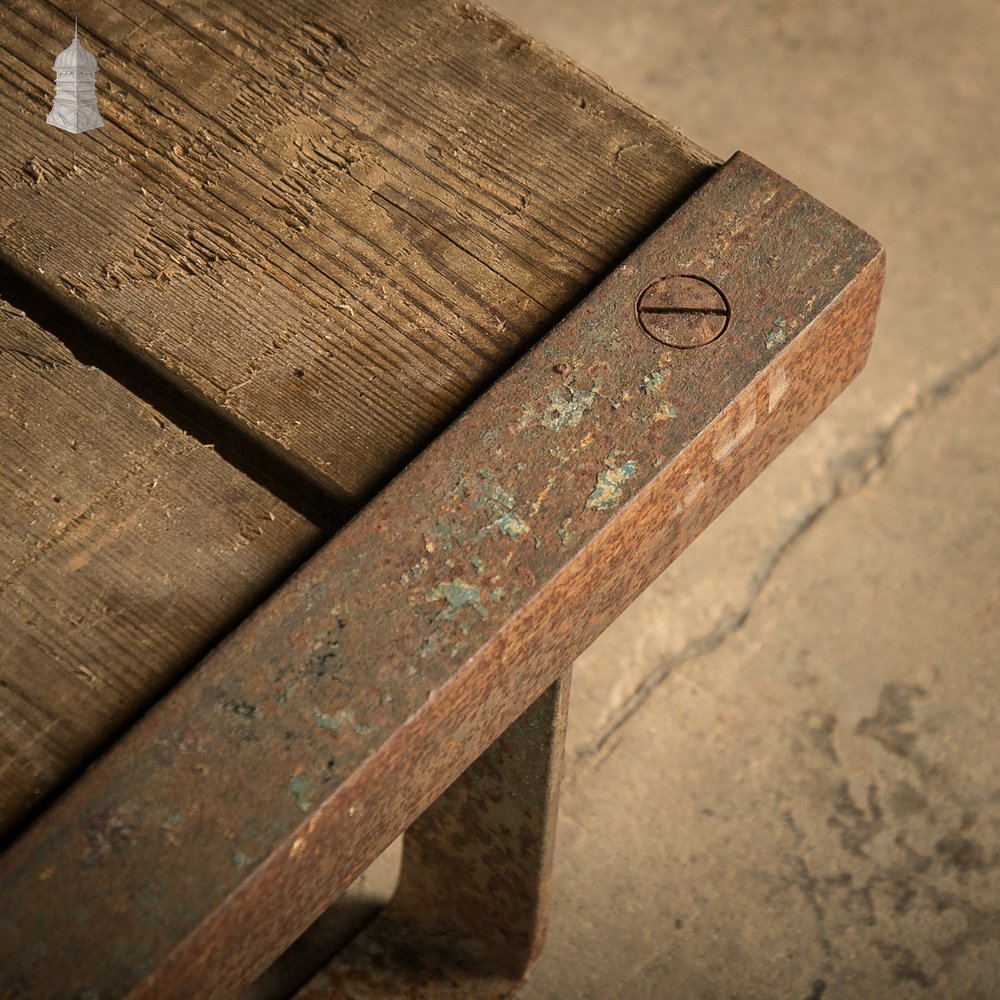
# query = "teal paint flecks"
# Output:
<box><xmin>558</xmin><ymin>517</ymin><xmax>574</xmax><ymax>545</ymax></box>
<box><xmin>653</xmin><ymin>402</ymin><xmax>679</xmax><ymax>422</ymax></box>
<box><xmin>586</xmin><ymin>459</ymin><xmax>637</xmax><ymax>511</ymax></box>
<box><xmin>639</xmin><ymin>370</ymin><xmax>668</xmax><ymax>394</ymax></box>
<box><xmin>399</xmin><ymin>557</ymin><xmax>429</xmax><ymax>585</ymax></box>
<box><xmin>232</xmin><ymin>851</ymin><xmax>251</xmax><ymax>869</ymax></box>
<box><xmin>425</xmin><ymin>580</ymin><xmax>482</xmax><ymax>619</ymax></box>
<box><xmin>494</xmin><ymin>511</ymin><xmax>530</xmax><ymax>537</ymax></box>
<box><xmin>766</xmin><ymin>317</ymin><xmax>788</xmax><ymax>349</ymax></box>
<box><xmin>521</xmin><ymin>383</ymin><xmax>598</xmax><ymax>432</ymax></box>
<box><xmin>541</xmin><ymin>386</ymin><xmax>595</xmax><ymax>431</ymax></box>
<box><xmin>288</xmin><ymin>775</ymin><xmax>312</xmax><ymax>812</ymax></box>
<box><xmin>316</xmin><ymin>708</ymin><xmax>376</xmax><ymax>735</ymax></box>
<box><xmin>482</xmin><ymin>481</ymin><xmax>516</xmax><ymax>511</ymax></box>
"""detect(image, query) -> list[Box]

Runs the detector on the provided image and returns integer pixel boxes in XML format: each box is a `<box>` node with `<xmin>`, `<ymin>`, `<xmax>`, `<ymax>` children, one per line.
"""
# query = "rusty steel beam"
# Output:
<box><xmin>0</xmin><ymin>154</ymin><xmax>884</xmax><ymax>998</ymax></box>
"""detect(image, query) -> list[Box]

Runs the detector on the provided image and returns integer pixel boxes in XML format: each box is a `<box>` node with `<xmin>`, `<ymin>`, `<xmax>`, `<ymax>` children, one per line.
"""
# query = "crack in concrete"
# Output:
<box><xmin>579</xmin><ymin>335</ymin><xmax>1000</xmax><ymax>765</ymax></box>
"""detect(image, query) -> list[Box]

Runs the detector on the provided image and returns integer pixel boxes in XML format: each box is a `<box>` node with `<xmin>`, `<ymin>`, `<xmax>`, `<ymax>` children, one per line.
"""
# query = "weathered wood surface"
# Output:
<box><xmin>0</xmin><ymin>0</ymin><xmax>717</xmax><ymax>504</ymax></box>
<box><xmin>0</xmin><ymin>302</ymin><xmax>320</xmax><ymax>841</ymax></box>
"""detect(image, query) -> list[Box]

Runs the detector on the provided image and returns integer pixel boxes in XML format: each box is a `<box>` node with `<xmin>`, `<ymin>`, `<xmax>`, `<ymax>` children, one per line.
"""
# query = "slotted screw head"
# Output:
<box><xmin>635</xmin><ymin>275</ymin><xmax>730</xmax><ymax>348</ymax></box>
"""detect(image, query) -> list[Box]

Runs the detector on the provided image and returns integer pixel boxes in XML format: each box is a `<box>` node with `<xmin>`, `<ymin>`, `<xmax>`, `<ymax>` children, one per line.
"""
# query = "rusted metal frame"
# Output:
<box><xmin>294</xmin><ymin>674</ymin><xmax>571</xmax><ymax>999</ymax></box>
<box><xmin>0</xmin><ymin>153</ymin><xmax>884</xmax><ymax>999</ymax></box>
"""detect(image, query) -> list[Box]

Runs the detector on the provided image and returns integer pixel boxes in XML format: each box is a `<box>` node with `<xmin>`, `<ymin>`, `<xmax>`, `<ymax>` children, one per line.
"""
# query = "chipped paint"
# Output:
<box><xmin>232</xmin><ymin>851</ymin><xmax>251</xmax><ymax>869</ymax></box>
<box><xmin>399</xmin><ymin>557</ymin><xmax>429</xmax><ymax>585</ymax></box>
<box><xmin>585</xmin><ymin>458</ymin><xmax>637</xmax><ymax>511</ymax></box>
<box><xmin>315</xmin><ymin>709</ymin><xmax>376</xmax><ymax>735</ymax></box>
<box><xmin>446</xmin><ymin>471</ymin><xmax>532</xmax><ymax>546</ymax></box>
<box><xmin>275</xmin><ymin>684</ymin><xmax>298</xmax><ymax>705</ymax></box>
<box><xmin>494</xmin><ymin>512</ymin><xmax>530</xmax><ymax>537</ymax></box>
<box><xmin>471</xmin><ymin>556</ymin><xmax>484</xmax><ymax>573</ymax></box>
<box><xmin>557</xmin><ymin>517</ymin><xmax>574</xmax><ymax>545</ymax></box>
<box><xmin>484</xmin><ymin>481</ymin><xmax>515</xmax><ymax>510</ymax></box>
<box><xmin>288</xmin><ymin>776</ymin><xmax>312</xmax><ymax>813</ymax></box>
<box><xmin>639</xmin><ymin>370</ymin><xmax>668</xmax><ymax>395</ymax></box>
<box><xmin>520</xmin><ymin>383</ymin><xmax>598</xmax><ymax>432</ymax></box>
<box><xmin>766</xmin><ymin>317</ymin><xmax>787</xmax><ymax>349</ymax></box>
<box><xmin>425</xmin><ymin>580</ymin><xmax>483</xmax><ymax>619</ymax></box>
<box><xmin>652</xmin><ymin>402</ymin><xmax>679</xmax><ymax>421</ymax></box>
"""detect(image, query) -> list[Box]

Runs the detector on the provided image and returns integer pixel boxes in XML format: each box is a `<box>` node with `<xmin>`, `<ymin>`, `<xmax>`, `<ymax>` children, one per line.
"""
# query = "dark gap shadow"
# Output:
<box><xmin>0</xmin><ymin>260</ymin><xmax>350</xmax><ymax>531</ymax></box>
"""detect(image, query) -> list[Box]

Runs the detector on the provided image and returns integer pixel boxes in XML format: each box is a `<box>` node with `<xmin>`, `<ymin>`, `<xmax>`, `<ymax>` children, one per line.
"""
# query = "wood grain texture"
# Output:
<box><xmin>0</xmin><ymin>302</ymin><xmax>320</xmax><ymax>840</ymax></box>
<box><xmin>0</xmin><ymin>0</ymin><xmax>718</xmax><ymax>503</ymax></box>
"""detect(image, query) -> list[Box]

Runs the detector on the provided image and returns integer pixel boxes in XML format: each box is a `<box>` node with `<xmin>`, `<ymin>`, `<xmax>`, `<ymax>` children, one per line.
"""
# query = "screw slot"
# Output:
<box><xmin>635</xmin><ymin>275</ymin><xmax>730</xmax><ymax>349</ymax></box>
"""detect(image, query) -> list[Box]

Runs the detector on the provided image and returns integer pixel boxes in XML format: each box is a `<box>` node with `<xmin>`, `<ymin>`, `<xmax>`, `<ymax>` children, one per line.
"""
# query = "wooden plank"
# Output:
<box><xmin>0</xmin><ymin>155</ymin><xmax>885</xmax><ymax>997</ymax></box>
<box><xmin>0</xmin><ymin>0</ymin><xmax>717</xmax><ymax>503</ymax></box>
<box><xmin>0</xmin><ymin>301</ymin><xmax>320</xmax><ymax>841</ymax></box>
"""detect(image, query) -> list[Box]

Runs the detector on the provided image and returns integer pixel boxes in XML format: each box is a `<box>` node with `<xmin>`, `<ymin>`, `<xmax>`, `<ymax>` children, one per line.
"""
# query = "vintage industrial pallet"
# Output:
<box><xmin>0</xmin><ymin>1</ymin><xmax>883</xmax><ymax>996</ymax></box>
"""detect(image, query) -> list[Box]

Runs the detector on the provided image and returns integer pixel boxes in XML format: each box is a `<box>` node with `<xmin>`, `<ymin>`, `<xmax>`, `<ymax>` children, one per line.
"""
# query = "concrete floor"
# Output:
<box><xmin>481</xmin><ymin>1</ymin><xmax>999</xmax><ymax>997</ymax></box>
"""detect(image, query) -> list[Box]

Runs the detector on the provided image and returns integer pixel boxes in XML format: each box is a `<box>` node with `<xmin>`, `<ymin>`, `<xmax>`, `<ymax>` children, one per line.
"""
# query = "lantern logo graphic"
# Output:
<box><xmin>47</xmin><ymin>21</ymin><xmax>105</xmax><ymax>134</ymax></box>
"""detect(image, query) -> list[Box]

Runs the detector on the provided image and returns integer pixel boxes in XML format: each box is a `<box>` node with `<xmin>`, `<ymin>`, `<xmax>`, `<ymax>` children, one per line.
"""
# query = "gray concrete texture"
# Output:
<box><xmin>483</xmin><ymin>0</ymin><xmax>1000</xmax><ymax>997</ymax></box>
<box><xmin>254</xmin><ymin>3</ymin><xmax>999</xmax><ymax>997</ymax></box>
